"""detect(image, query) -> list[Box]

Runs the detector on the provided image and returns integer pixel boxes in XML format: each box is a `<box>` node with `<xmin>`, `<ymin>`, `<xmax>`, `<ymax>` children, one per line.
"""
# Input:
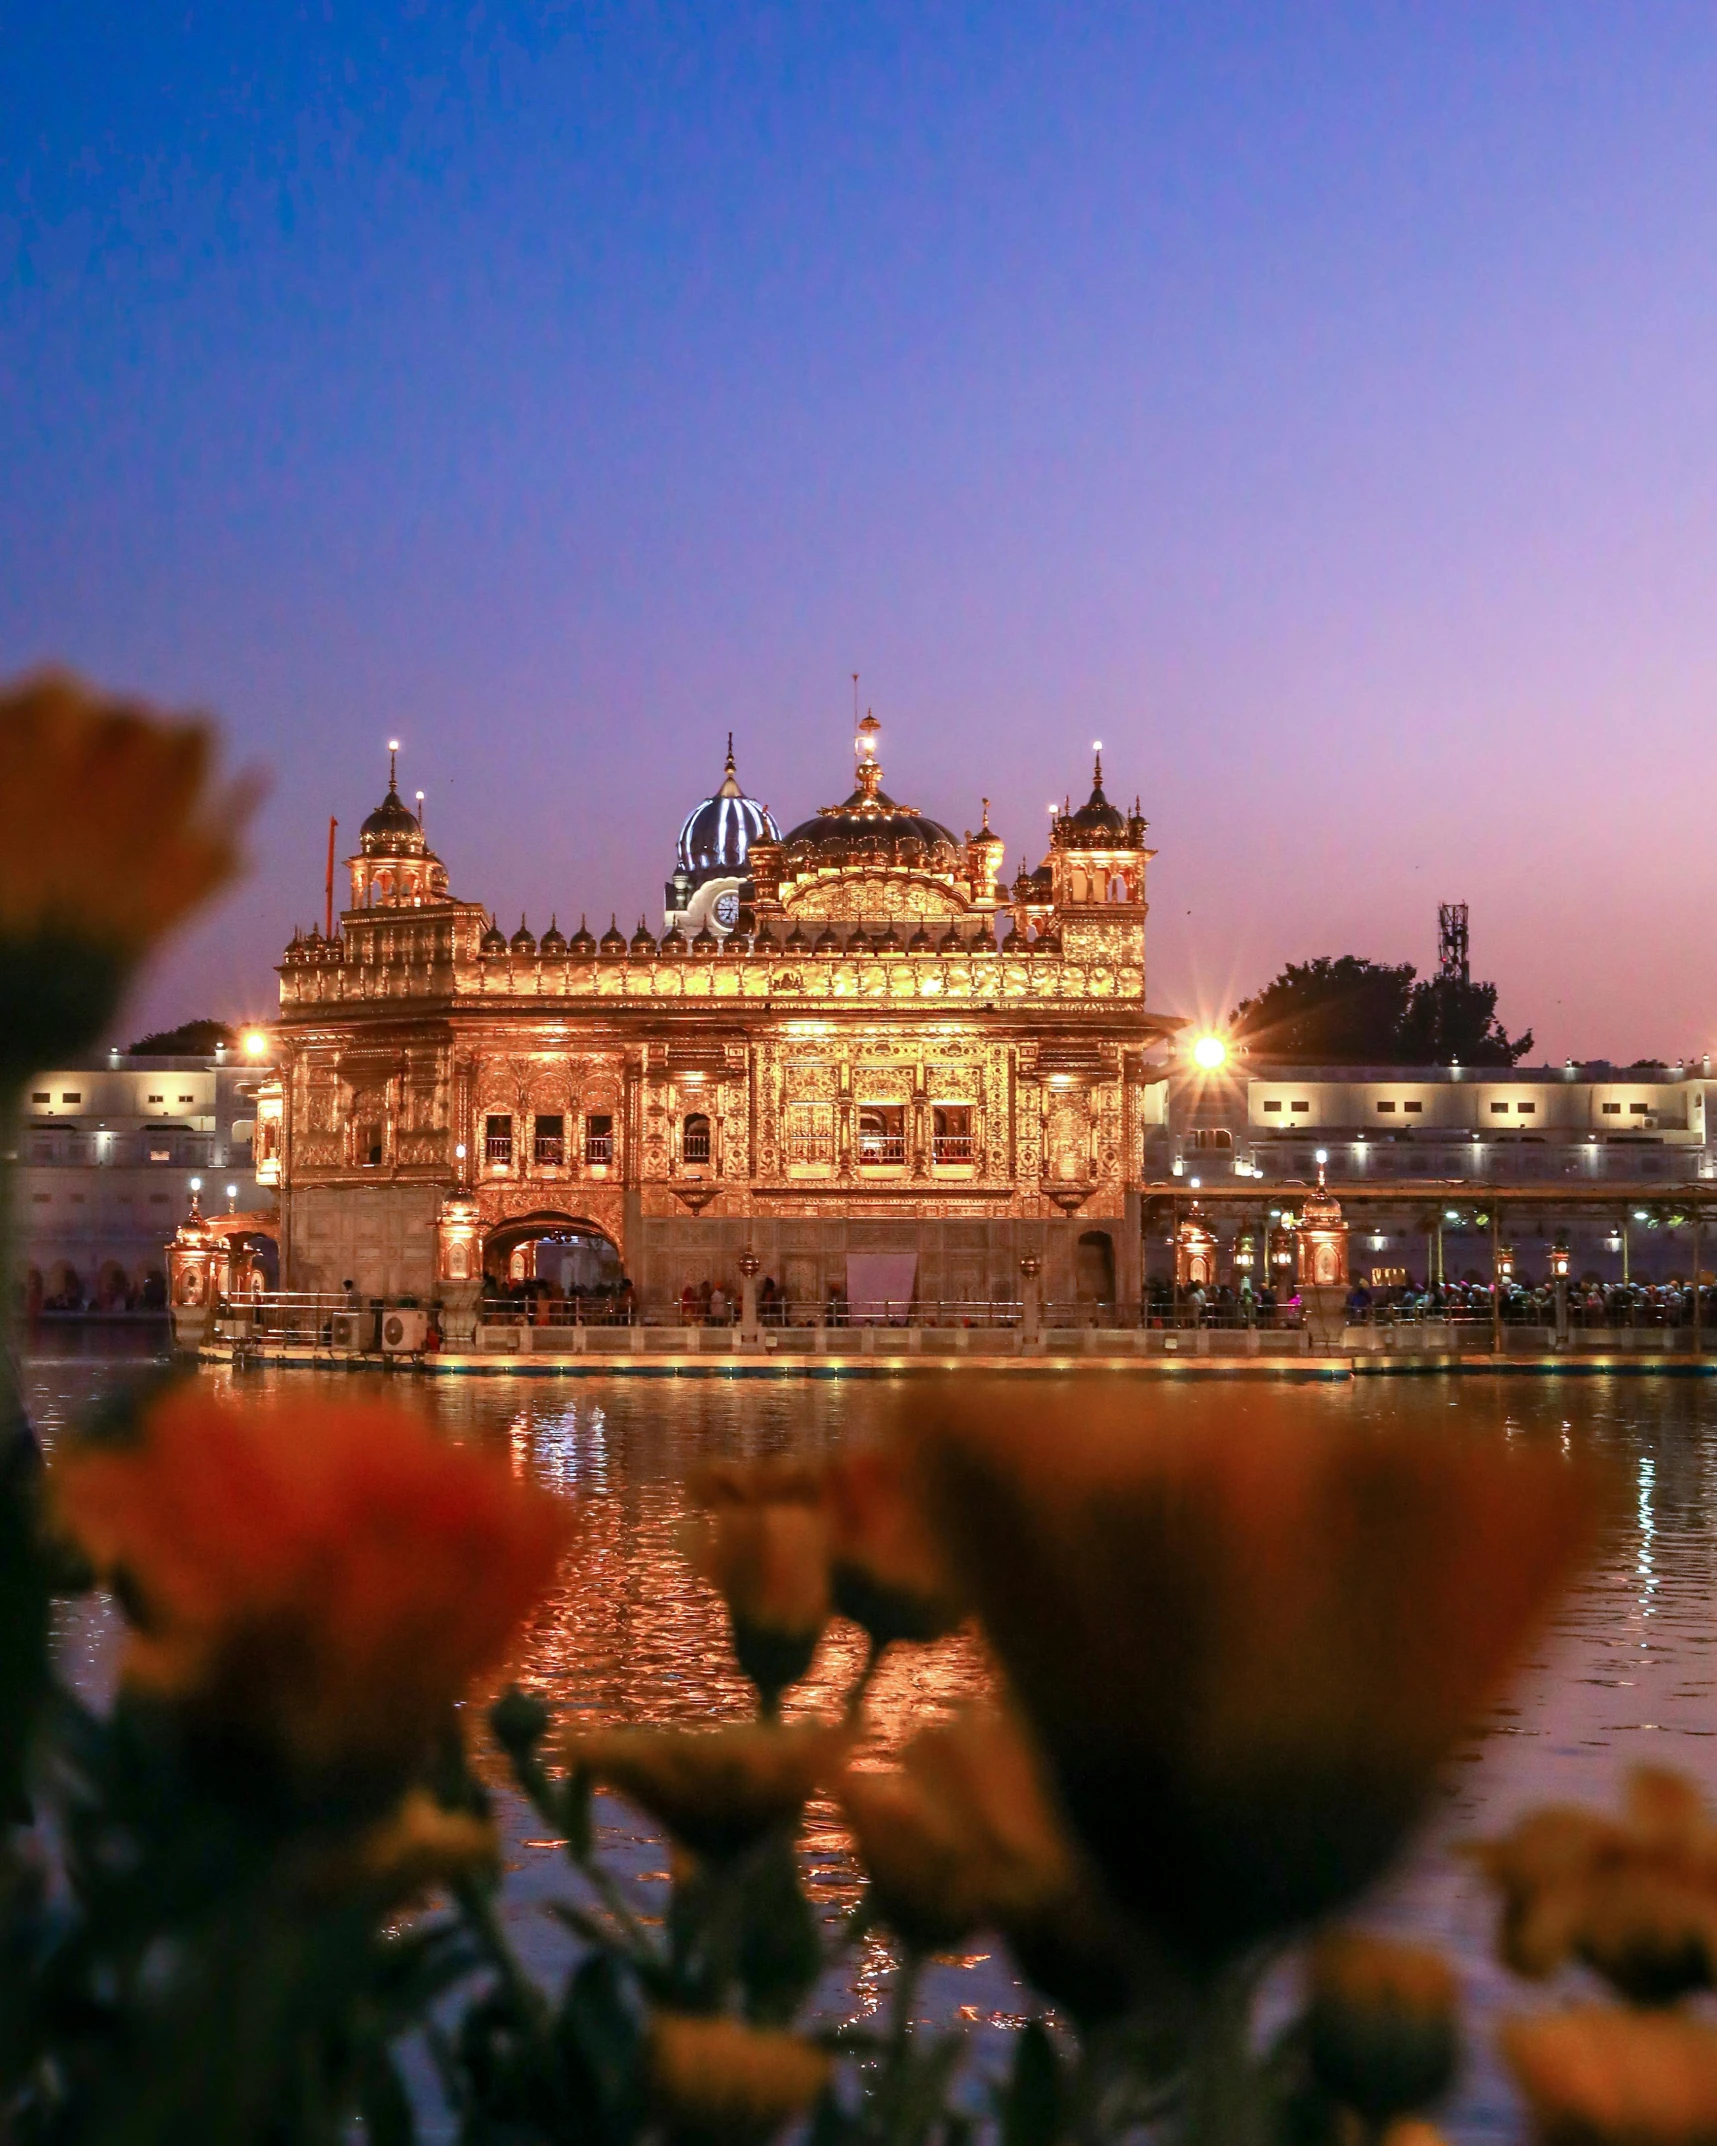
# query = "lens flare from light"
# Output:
<box><xmin>242</xmin><ymin>1029</ymin><xmax>269</xmax><ymax>1058</ymax></box>
<box><xmin>1192</xmin><ymin>1033</ymin><xmax>1227</xmax><ymax>1071</ymax></box>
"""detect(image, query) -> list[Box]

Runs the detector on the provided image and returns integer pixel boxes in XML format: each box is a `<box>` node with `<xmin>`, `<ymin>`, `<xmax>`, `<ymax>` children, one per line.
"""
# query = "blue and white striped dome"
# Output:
<box><xmin>677</xmin><ymin>737</ymin><xmax>779</xmax><ymax>874</ymax></box>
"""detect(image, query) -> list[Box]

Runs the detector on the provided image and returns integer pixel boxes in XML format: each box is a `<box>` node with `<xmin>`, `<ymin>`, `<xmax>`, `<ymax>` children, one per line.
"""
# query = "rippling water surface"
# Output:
<box><xmin>24</xmin><ymin>1337</ymin><xmax>1717</xmax><ymax>2143</ymax></box>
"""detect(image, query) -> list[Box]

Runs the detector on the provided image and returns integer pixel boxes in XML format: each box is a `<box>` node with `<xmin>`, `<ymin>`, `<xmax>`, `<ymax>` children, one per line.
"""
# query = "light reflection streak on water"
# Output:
<box><xmin>21</xmin><ymin>1342</ymin><xmax>1717</xmax><ymax>2146</ymax></box>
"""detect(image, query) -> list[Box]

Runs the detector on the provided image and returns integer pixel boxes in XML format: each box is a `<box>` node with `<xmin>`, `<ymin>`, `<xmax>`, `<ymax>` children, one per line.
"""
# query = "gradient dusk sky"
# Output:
<box><xmin>6</xmin><ymin>5</ymin><xmax>1717</xmax><ymax>1059</ymax></box>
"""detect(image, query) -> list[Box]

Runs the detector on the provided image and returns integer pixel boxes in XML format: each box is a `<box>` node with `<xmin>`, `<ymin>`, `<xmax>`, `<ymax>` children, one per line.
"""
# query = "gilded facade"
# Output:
<box><xmin>263</xmin><ymin>722</ymin><xmax>1179</xmax><ymax>1310</ymax></box>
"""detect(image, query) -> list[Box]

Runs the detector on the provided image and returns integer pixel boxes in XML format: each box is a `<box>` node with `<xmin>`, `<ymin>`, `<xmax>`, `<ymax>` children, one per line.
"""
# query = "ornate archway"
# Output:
<box><xmin>482</xmin><ymin>1210</ymin><xmax>622</xmax><ymax>1292</ymax></box>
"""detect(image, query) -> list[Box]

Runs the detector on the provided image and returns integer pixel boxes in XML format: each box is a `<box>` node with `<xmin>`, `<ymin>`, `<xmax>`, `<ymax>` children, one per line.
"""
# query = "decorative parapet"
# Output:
<box><xmin>279</xmin><ymin>930</ymin><xmax>1146</xmax><ymax>1008</ymax></box>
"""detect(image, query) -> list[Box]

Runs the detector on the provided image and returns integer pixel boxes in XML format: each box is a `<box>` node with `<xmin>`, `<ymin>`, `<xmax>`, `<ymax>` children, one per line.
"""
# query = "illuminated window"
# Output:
<box><xmin>933</xmin><ymin>1105</ymin><xmax>974</xmax><ymax>1164</ymax></box>
<box><xmin>484</xmin><ymin>1114</ymin><xmax>513</xmax><ymax>1167</ymax></box>
<box><xmin>1191</xmin><ymin>1127</ymin><xmax>1232</xmax><ymax>1150</ymax></box>
<box><xmin>1290</xmin><ymin>1100</ymin><xmax>1309</xmax><ymax>1114</ymax></box>
<box><xmin>1629</xmin><ymin>1103</ymin><xmax>1649</xmax><ymax>1115</ymax></box>
<box><xmin>358</xmin><ymin>1122</ymin><xmax>383</xmax><ymax>1168</ymax></box>
<box><xmin>1490</xmin><ymin>1102</ymin><xmax>1508</xmax><ymax>1114</ymax></box>
<box><xmin>585</xmin><ymin>1114</ymin><xmax>614</xmax><ymax>1166</ymax></box>
<box><xmin>1517</xmin><ymin>1102</ymin><xmax>1536</xmax><ymax>1115</ymax></box>
<box><xmin>682</xmin><ymin>1112</ymin><xmax>712</xmax><ymax>1165</ymax></box>
<box><xmin>30</xmin><ymin>1092</ymin><xmax>48</xmax><ymax>1104</ymax></box>
<box><xmin>61</xmin><ymin>1092</ymin><xmax>81</xmax><ymax>1104</ymax></box>
<box><xmin>785</xmin><ymin>1102</ymin><xmax>833</xmax><ymax>1168</ymax></box>
<box><xmin>533</xmin><ymin>1114</ymin><xmax>565</xmax><ymax>1166</ymax></box>
<box><xmin>1602</xmin><ymin>1103</ymin><xmax>1621</xmax><ymax>1114</ymax></box>
<box><xmin>858</xmin><ymin>1104</ymin><xmax>907</xmax><ymax>1165</ymax></box>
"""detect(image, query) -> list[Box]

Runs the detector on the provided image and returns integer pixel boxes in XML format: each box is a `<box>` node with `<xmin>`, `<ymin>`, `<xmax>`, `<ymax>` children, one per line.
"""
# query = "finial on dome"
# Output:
<box><xmin>1092</xmin><ymin>740</ymin><xmax>1104</xmax><ymax>791</ymax></box>
<box><xmin>388</xmin><ymin>738</ymin><xmax>401</xmax><ymax>791</ymax></box>
<box><xmin>855</xmin><ymin>710</ymin><xmax>883</xmax><ymax>798</ymax></box>
<box><xmin>981</xmin><ymin>797</ymin><xmax>991</xmax><ymax>830</ymax></box>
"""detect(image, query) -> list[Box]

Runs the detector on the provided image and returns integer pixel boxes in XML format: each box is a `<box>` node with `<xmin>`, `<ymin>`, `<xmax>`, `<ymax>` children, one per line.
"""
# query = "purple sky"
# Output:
<box><xmin>8</xmin><ymin>6</ymin><xmax>1717</xmax><ymax>1061</ymax></box>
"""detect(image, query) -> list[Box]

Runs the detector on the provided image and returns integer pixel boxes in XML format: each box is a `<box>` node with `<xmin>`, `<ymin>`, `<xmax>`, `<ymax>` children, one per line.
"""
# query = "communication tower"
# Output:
<box><xmin>1438</xmin><ymin>902</ymin><xmax>1469</xmax><ymax>985</ymax></box>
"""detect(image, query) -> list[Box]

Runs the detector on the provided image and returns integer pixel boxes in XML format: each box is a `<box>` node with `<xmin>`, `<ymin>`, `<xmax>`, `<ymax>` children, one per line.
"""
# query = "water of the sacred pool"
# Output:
<box><xmin>28</xmin><ymin>1337</ymin><xmax>1717</xmax><ymax>2144</ymax></box>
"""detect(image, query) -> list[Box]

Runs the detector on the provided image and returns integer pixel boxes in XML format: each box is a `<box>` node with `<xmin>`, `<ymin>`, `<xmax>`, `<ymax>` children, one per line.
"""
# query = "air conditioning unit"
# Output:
<box><xmin>331</xmin><ymin>1309</ymin><xmax>377</xmax><ymax>1352</ymax></box>
<box><xmin>380</xmin><ymin>1308</ymin><xmax>428</xmax><ymax>1354</ymax></box>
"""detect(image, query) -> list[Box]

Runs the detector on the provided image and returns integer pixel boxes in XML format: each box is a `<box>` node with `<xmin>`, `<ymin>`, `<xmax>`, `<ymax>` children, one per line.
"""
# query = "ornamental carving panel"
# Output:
<box><xmin>780</xmin><ymin>876</ymin><xmax>965</xmax><ymax>921</ymax></box>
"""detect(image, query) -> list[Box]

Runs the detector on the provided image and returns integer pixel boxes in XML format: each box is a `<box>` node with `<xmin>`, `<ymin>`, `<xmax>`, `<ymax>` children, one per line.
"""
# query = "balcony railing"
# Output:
<box><xmin>533</xmin><ymin>1136</ymin><xmax>565</xmax><ymax>1166</ymax></box>
<box><xmin>484</xmin><ymin>1135</ymin><xmax>513</xmax><ymax>1167</ymax></box>
<box><xmin>857</xmin><ymin>1135</ymin><xmax>907</xmax><ymax>1165</ymax></box>
<box><xmin>585</xmin><ymin>1134</ymin><xmax>614</xmax><ymax>1166</ymax></box>
<box><xmin>932</xmin><ymin>1134</ymin><xmax>975</xmax><ymax>1164</ymax></box>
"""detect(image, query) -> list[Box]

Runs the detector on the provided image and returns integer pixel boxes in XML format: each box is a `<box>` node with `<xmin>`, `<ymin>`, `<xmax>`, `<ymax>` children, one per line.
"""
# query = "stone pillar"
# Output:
<box><xmin>435</xmin><ymin>1187</ymin><xmax>484</xmax><ymax>1349</ymax></box>
<box><xmin>440</xmin><ymin>1280</ymin><xmax>481</xmax><ymax>1350</ymax></box>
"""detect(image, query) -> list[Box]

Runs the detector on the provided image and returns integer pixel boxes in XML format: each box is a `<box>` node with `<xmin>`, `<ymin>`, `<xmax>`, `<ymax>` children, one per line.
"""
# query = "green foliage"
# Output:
<box><xmin>127</xmin><ymin>1019</ymin><xmax>237</xmax><ymax>1056</ymax></box>
<box><xmin>1232</xmin><ymin>953</ymin><xmax>1532</xmax><ymax>1065</ymax></box>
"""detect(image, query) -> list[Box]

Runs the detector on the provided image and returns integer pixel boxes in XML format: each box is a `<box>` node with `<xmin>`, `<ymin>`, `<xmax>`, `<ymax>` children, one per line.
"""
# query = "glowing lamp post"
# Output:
<box><xmin>1296</xmin><ymin>1166</ymin><xmax>1351</xmax><ymax>1354</ymax></box>
<box><xmin>1550</xmin><ymin>1235</ymin><xmax>1572</xmax><ymax>1347</ymax></box>
<box><xmin>166</xmin><ymin>1185</ymin><xmax>226</xmax><ymax>1353</ymax></box>
<box><xmin>737</xmin><ymin>1249</ymin><xmax>762</xmax><ymax>1345</ymax></box>
<box><xmin>1018</xmin><ymin>1252</ymin><xmax>1043</xmax><ymax>1346</ymax></box>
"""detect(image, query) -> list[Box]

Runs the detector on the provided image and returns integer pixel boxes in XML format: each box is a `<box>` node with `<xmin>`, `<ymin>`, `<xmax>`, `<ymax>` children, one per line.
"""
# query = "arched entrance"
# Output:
<box><xmin>1075</xmin><ymin>1229</ymin><xmax>1116</xmax><ymax>1303</ymax></box>
<box><xmin>484</xmin><ymin>1212</ymin><xmax>623</xmax><ymax>1301</ymax></box>
<box><xmin>224</xmin><ymin>1230</ymin><xmax>279</xmax><ymax>1295</ymax></box>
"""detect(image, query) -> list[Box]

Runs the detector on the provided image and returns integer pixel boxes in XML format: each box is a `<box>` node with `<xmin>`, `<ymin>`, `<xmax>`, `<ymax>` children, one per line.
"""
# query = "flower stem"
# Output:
<box><xmin>0</xmin><ymin>1081</ymin><xmax>26</xmax><ymax>1463</ymax></box>
<box><xmin>1180</xmin><ymin>1961</ymin><xmax>1260</xmax><ymax>2146</ymax></box>
<box><xmin>845</xmin><ymin>1635</ymin><xmax>883</xmax><ymax>1725</ymax></box>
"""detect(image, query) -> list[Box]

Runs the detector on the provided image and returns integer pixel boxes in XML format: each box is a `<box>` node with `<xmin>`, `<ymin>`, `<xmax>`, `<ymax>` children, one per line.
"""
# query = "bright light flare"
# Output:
<box><xmin>242</xmin><ymin>1028</ymin><xmax>269</xmax><ymax>1058</ymax></box>
<box><xmin>1191</xmin><ymin>1033</ymin><xmax>1227</xmax><ymax>1071</ymax></box>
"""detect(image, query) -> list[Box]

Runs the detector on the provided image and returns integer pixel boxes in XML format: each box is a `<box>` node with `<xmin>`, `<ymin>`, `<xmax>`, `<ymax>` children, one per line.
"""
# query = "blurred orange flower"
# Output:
<box><xmin>903</xmin><ymin>1392</ymin><xmax>1600</xmax><ymax>1964</ymax></box>
<box><xmin>56</xmin><ymin>1389</ymin><xmax>574</xmax><ymax>1807</ymax></box>
<box><xmin>647</xmin><ymin>2013</ymin><xmax>830</xmax><ymax>2142</ymax></box>
<box><xmin>1501</xmin><ymin>2008</ymin><xmax>1717</xmax><ymax>2146</ymax></box>
<box><xmin>0</xmin><ymin>669</ymin><xmax>246</xmax><ymax>955</ymax></box>
<box><xmin>839</xmin><ymin>1708</ymin><xmax>1076</xmax><ymax>1951</ymax></box>
<box><xmin>1474</xmin><ymin>1769</ymin><xmax>1717</xmax><ymax>2001</ymax></box>
<box><xmin>824</xmin><ymin>1445</ymin><xmax>962</xmax><ymax>1648</ymax></box>
<box><xmin>1306</xmin><ymin>1930</ymin><xmax>1460</xmax><ymax>2125</ymax></box>
<box><xmin>569</xmin><ymin>1721</ymin><xmax>848</xmax><ymax>1859</ymax></box>
<box><xmin>685</xmin><ymin>1462</ymin><xmax>830</xmax><ymax>1713</ymax></box>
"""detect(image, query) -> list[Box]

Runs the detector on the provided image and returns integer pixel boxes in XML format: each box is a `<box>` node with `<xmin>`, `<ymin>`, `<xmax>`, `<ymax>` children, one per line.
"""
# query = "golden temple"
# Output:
<box><xmin>258</xmin><ymin>718</ymin><xmax>1179</xmax><ymax>1315</ymax></box>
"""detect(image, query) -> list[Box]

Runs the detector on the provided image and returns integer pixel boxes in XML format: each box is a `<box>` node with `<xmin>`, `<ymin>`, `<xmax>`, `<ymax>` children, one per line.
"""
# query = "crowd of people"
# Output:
<box><xmin>480</xmin><ymin>1272</ymin><xmax>638</xmax><ymax>1324</ymax></box>
<box><xmin>1149</xmin><ymin>1272</ymin><xmax>1717</xmax><ymax>1330</ymax></box>
<box><xmin>17</xmin><ymin>1269</ymin><xmax>168</xmax><ymax>1317</ymax></box>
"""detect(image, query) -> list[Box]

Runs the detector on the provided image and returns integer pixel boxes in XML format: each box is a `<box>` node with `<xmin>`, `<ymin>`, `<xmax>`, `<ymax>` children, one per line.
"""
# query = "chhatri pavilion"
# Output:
<box><xmin>257</xmin><ymin>716</ymin><xmax>1178</xmax><ymax>1313</ymax></box>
